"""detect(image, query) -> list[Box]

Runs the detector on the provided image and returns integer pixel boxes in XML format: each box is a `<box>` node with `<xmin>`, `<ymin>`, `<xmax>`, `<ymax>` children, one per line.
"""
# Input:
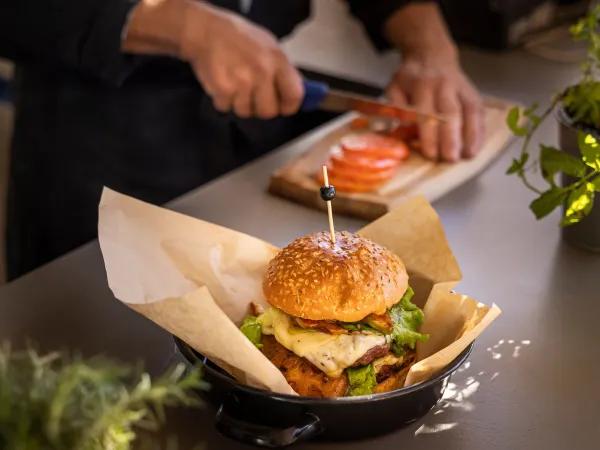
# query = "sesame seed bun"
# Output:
<box><xmin>262</xmin><ymin>231</ymin><xmax>409</xmax><ymax>322</ymax></box>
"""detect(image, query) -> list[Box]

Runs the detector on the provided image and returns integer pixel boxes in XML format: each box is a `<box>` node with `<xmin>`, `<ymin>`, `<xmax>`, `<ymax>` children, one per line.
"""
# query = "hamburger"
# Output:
<box><xmin>239</xmin><ymin>230</ymin><xmax>428</xmax><ymax>397</ymax></box>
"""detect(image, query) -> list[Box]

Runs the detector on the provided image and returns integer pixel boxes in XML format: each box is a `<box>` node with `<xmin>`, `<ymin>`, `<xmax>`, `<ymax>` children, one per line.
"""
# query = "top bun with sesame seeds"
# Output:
<box><xmin>262</xmin><ymin>231</ymin><xmax>409</xmax><ymax>322</ymax></box>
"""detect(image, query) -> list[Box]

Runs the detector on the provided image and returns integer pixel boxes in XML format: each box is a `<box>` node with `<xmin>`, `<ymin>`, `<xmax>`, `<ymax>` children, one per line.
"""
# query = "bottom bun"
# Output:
<box><xmin>260</xmin><ymin>335</ymin><xmax>415</xmax><ymax>398</ymax></box>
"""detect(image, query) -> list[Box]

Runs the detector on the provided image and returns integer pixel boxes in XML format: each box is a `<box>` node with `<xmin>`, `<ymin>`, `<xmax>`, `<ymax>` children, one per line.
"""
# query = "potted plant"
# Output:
<box><xmin>0</xmin><ymin>343</ymin><xmax>208</xmax><ymax>449</ymax></box>
<box><xmin>506</xmin><ymin>4</ymin><xmax>600</xmax><ymax>252</ymax></box>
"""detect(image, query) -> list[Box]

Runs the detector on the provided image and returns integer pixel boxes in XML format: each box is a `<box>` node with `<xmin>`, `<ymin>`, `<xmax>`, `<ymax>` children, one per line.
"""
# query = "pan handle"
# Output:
<box><xmin>215</xmin><ymin>394</ymin><xmax>323</xmax><ymax>448</ymax></box>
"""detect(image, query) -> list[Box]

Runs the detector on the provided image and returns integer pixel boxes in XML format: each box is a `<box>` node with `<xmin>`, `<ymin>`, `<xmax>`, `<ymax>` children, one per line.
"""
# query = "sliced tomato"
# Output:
<box><xmin>389</xmin><ymin>123</ymin><xmax>419</xmax><ymax>141</ymax></box>
<box><xmin>350</xmin><ymin>117</ymin><xmax>370</xmax><ymax>130</ymax></box>
<box><xmin>325</xmin><ymin>162</ymin><xmax>397</xmax><ymax>184</ymax></box>
<box><xmin>341</xmin><ymin>133</ymin><xmax>410</xmax><ymax>161</ymax></box>
<box><xmin>329</xmin><ymin>147</ymin><xmax>399</xmax><ymax>171</ymax></box>
<box><xmin>316</xmin><ymin>171</ymin><xmax>381</xmax><ymax>193</ymax></box>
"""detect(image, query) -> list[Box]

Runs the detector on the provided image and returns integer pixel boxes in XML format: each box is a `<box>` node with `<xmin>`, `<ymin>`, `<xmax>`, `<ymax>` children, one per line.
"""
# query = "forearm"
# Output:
<box><xmin>123</xmin><ymin>0</ymin><xmax>230</xmax><ymax>62</ymax></box>
<box><xmin>383</xmin><ymin>2</ymin><xmax>458</xmax><ymax>62</ymax></box>
<box><xmin>121</xmin><ymin>0</ymin><xmax>191</xmax><ymax>57</ymax></box>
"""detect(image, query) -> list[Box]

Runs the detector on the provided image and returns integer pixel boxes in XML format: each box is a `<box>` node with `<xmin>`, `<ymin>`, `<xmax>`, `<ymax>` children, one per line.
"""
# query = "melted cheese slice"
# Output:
<box><xmin>258</xmin><ymin>308</ymin><xmax>387</xmax><ymax>378</ymax></box>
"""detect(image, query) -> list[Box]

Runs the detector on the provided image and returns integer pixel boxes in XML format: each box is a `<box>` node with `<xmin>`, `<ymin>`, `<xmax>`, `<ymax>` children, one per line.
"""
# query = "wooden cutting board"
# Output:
<box><xmin>268</xmin><ymin>96</ymin><xmax>518</xmax><ymax>221</ymax></box>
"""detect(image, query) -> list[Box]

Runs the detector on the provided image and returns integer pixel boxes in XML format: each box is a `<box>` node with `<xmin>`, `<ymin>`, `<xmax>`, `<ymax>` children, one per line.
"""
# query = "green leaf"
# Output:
<box><xmin>506</xmin><ymin>107</ymin><xmax>528</xmax><ymax>136</ymax></box>
<box><xmin>506</xmin><ymin>153</ymin><xmax>529</xmax><ymax>175</ymax></box>
<box><xmin>507</xmin><ymin>158</ymin><xmax>521</xmax><ymax>175</ymax></box>
<box><xmin>346</xmin><ymin>364</ymin><xmax>377</xmax><ymax>396</ymax></box>
<box><xmin>589</xmin><ymin>82</ymin><xmax>600</xmax><ymax>102</ymax></box>
<box><xmin>523</xmin><ymin>103</ymin><xmax>538</xmax><ymax>116</ymax></box>
<box><xmin>578</xmin><ymin>132</ymin><xmax>600</xmax><ymax>170</ymax></box>
<box><xmin>390</xmin><ymin>341</ymin><xmax>407</xmax><ymax>357</ymax></box>
<box><xmin>561</xmin><ymin>183</ymin><xmax>596</xmax><ymax>226</ymax></box>
<box><xmin>573</xmin><ymin>103</ymin><xmax>590</xmax><ymax>123</ymax></box>
<box><xmin>387</xmin><ymin>287</ymin><xmax>428</xmax><ymax>357</ymax></box>
<box><xmin>540</xmin><ymin>145</ymin><xmax>587</xmax><ymax>183</ymax></box>
<box><xmin>239</xmin><ymin>316</ymin><xmax>263</xmax><ymax>348</ymax></box>
<box><xmin>340</xmin><ymin>322</ymin><xmax>380</xmax><ymax>334</ymax></box>
<box><xmin>562</xmin><ymin>89</ymin><xmax>576</xmax><ymax>108</ymax></box>
<box><xmin>562</xmin><ymin>83</ymin><xmax>600</xmax><ymax>128</ymax></box>
<box><xmin>523</xmin><ymin>103</ymin><xmax>541</xmax><ymax>125</ymax></box>
<box><xmin>591</xmin><ymin>102</ymin><xmax>600</xmax><ymax>127</ymax></box>
<box><xmin>529</xmin><ymin>188</ymin><xmax>569</xmax><ymax>220</ymax></box>
<box><xmin>591</xmin><ymin>175</ymin><xmax>600</xmax><ymax>192</ymax></box>
<box><xmin>341</xmin><ymin>323</ymin><xmax>361</xmax><ymax>331</ymax></box>
<box><xmin>570</xmin><ymin>22</ymin><xmax>584</xmax><ymax>38</ymax></box>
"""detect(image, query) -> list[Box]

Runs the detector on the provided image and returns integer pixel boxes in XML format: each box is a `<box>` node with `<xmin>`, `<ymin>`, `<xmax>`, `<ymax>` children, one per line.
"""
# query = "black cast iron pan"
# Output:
<box><xmin>174</xmin><ymin>336</ymin><xmax>474</xmax><ymax>448</ymax></box>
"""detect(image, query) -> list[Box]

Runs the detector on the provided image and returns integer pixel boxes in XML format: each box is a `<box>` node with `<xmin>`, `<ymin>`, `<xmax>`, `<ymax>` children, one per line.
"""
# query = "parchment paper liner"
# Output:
<box><xmin>99</xmin><ymin>187</ymin><xmax>500</xmax><ymax>395</ymax></box>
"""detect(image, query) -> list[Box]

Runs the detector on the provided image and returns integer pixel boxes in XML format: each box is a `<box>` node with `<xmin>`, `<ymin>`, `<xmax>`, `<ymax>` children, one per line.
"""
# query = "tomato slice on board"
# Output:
<box><xmin>389</xmin><ymin>123</ymin><xmax>419</xmax><ymax>141</ymax></box>
<box><xmin>340</xmin><ymin>133</ymin><xmax>410</xmax><ymax>161</ymax></box>
<box><xmin>350</xmin><ymin>117</ymin><xmax>371</xmax><ymax>130</ymax></box>
<box><xmin>325</xmin><ymin>162</ymin><xmax>398</xmax><ymax>184</ymax></box>
<box><xmin>329</xmin><ymin>147</ymin><xmax>399</xmax><ymax>172</ymax></box>
<box><xmin>316</xmin><ymin>171</ymin><xmax>381</xmax><ymax>193</ymax></box>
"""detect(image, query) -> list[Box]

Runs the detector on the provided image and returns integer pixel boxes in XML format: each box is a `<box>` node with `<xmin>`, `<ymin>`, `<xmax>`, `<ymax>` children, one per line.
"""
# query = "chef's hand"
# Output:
<box><xmin>382</xmin><ymin>3</ymin><xmax>484</xmax><ymax>162</ymax></box>
<box><xmin>386</xmin><ymin>54</ymin><xmax>484</xmax><ymax>162</ymax></box>
<box><xmin>123</xmin><ymin>0</ymin><xmax>304</xmax><ymax>119</ymax></box>
<box><xmin>181</xmin><ymin>3</ymin><xmax>304</xmax><ymax>119</ymax></box>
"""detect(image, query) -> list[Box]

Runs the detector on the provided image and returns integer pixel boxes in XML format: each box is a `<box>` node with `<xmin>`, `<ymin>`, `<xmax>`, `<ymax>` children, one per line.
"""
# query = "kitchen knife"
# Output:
<box><xmin>300</xmin><ymin>78</ymin><xmax>447</xmax><ymax>123</ymax></box>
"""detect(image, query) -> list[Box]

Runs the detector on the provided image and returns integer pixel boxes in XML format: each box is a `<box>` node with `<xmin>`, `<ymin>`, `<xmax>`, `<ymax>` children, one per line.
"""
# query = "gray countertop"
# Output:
<box><xmin>1</xmin><ymin>48</ymin><xmax>599</xmax><ymax>449</ymax></box>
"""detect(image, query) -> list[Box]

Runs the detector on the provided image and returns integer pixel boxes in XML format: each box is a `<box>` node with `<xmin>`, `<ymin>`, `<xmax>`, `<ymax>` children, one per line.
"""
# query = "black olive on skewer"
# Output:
<box><xmin>320</xmin><ymin>185</ymin><xmax>336</xmax><ymax>201</ymax></box>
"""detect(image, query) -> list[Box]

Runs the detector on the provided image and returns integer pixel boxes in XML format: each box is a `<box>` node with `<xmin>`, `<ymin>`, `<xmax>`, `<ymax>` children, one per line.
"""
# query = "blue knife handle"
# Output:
<box><xmin>301</xmin><ymin>79</ymin><xmax>329</xmax><ymax>112</ymax></box>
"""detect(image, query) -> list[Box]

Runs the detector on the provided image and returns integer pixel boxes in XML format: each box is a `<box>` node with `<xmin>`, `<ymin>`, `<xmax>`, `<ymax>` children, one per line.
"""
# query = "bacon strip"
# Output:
<box><xmin>294</xmin><ymin>313</ymin><xmax>394</xmax><ymax>335</ymax></box>
<box><xmin>295</xmin><ymin>318</ymin><xmax>349</xmax><ymax>335</ymax></box>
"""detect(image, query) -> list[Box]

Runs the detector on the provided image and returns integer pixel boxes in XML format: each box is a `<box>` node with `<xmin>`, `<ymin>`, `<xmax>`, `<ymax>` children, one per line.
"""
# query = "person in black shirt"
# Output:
<box><xmin>0</xmin><ymin>0</ymin><xmax>483</xmax><ymax>280</ymax></box>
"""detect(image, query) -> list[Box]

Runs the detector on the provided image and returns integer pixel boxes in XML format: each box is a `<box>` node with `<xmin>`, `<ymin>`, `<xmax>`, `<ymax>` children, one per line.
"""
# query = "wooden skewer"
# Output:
<box><xmin>321</xmin><ymin>166</ymin><xmax>336</xmax><ymax>244</ymax></box>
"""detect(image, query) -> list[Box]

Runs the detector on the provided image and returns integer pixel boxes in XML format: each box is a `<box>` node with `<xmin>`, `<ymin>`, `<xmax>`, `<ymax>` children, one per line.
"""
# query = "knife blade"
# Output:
<box><xmin>300</xmin><ymin>79</ymin><xmax>447</xmax><ymax>123</ymax></box>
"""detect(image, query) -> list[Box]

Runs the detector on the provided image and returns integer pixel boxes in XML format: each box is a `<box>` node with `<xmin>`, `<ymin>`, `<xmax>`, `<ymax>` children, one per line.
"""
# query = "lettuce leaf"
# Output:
<box><xmin>340</xmin><ymin>322</ymin><xmax>381</xmax><ymax>334</ymax></box>
<box><xmin>240</xmin><ymin>316</ymin><xmax>263</xmax><ymax>348</ymax></box>
<box><xmin>346</xmin><ymin>364</ymin><xmax>377</xmax><ymax>396</ymax></box>
<box><xmin>388</xmin><ymin>287</ymin><xmax>429</xmax><ymax>357</ymax></box>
